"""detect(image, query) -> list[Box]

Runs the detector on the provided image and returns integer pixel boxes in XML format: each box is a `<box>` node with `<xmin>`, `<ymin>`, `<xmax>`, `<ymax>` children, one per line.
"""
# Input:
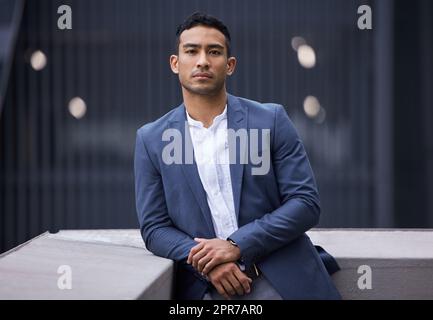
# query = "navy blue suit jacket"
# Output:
<box><xmin>134</xmin><ymin>94</ymin><xmax>341</xmax><ymax>299</ymax></box>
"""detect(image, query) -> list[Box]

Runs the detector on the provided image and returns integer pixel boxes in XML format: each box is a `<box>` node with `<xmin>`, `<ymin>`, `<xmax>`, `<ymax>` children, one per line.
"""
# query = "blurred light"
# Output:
<box><xmin>68</xmin><ymin>97</ymin><xmax>87</xmax><ymax>119</ymax></box>
<box><xmin>291</xmin><ymin>36</ymin><xmax>306</xmax><ymax>51</ymax></box>
<box><xmin>315</xmin><ymin>107</ymin><xmax>326</xmax><ymax>124</ymax></box>
<box><xmin>303</xmin><ymin>95</ymin><xmax>321</xmax><ymax>118</ymax></box>
<box><xmin>297</xmin><ymin>45</ymin><xmax>316</xmax><ymax>69</ymax></box>
<box><xmin>30</xmin><ymin>50</ymin><xmax>47</xmax><ymax>71</ymax></box>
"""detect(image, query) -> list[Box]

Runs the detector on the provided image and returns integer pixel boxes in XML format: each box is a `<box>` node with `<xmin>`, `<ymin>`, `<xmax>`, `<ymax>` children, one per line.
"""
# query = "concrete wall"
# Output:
<box><xmin>0</xmin><ymin>230</ymin><xmax>173</xmax><ymax>299</ymax></box>
<box><xmin>0</xmin><ymin>229</ymin><xmax>432</xmax><ymax>299</ymax></box>
<box><xmin>308</xmin><ymin>229</ymin><xmax>433</xmax><ymax>299</ymax></box>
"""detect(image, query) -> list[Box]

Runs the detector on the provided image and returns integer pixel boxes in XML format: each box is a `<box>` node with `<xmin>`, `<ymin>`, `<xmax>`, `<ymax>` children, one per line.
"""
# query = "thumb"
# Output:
<box><xmin>194</xmin><ymin>237</ymin><xmax>206</xmax><ymax>242</ymax></box>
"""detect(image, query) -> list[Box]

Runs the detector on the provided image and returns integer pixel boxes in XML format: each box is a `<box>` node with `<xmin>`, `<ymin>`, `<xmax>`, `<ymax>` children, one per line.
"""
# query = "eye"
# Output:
<box><xmin>209</xmin><ymin>50</ymin><xmax>222</xmax><ymax>56</ymax></box>
<box><xmin>185</xmin><ymin>49</ymin><xmax>196</xmax><ymax>55</ymax></box>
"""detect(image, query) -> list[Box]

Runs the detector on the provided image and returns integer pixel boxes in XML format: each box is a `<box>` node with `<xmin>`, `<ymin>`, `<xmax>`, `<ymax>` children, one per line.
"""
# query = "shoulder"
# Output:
<box><xmin>136</xmin><ymin>104</ymin><xmax>182</xmax><ymax>140</ymax></box>
<box><xmin>231</xmin><ymin>94</ymin><xmax>299</xmax><ymax>144</ymax></box>
<box><xmin>231</xmin><ymin>94</ymin><xmax>288</xmax><ymax>126</ymax></box>
<box><xmin>236</xmin><ymin>95</ymin><xmax>283</xmax><ymax>114</ymax></box>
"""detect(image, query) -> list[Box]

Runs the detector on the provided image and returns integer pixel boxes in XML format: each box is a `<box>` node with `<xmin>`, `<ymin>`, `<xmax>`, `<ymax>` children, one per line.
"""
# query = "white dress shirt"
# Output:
<box><xmin>186</xmin><ymin>105</ymin><xmax>238</xmax><ymax>240</ymax></box>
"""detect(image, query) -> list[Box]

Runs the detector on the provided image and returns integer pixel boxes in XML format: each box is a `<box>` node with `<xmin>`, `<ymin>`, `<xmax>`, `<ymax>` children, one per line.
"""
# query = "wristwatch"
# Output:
<box><xmin>227</xmin><ymin>238</ymin><xmax>238</xmax><ymax>247</ymax></box>
<box><xmin>227</xmin><ymin>238</ymin><xmax>260</xmax><ymax>278</ymax></box>
<box><xmin>227</xmin><ymin>238</ymin><xmax>246</xmax><ymax>271</ymax></box>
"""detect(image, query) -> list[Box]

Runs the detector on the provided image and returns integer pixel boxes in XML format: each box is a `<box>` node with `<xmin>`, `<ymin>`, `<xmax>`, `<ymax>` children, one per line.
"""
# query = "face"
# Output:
<box><xmin>170</xmin><ymin>25</ymin><xmax>236</xmax><ymax>96</ymax></box>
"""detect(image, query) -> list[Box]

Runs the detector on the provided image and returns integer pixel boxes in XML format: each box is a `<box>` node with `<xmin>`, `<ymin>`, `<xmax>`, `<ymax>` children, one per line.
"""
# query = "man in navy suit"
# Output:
<box><xmin>134</xmin><ymin>12</ymin><xmax>341</xmax><ymax>300</ymax></box>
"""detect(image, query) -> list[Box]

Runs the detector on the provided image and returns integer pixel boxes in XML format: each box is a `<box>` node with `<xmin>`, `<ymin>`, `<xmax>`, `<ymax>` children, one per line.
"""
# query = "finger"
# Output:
<box><xmin>213</xmin><ymin>282</ymin><xmax>230</xmax><ymax>300</ymax></box>
<box><xmin>192</xmin><ymin>249</ymin><xmax>209</xmax><ymax>270</ymax></box>
<box><xmin>194</xmin><ymin>238</ymin><xmax>207</xmax><ymax>242</ymax></box>
<box><xmin>234</xmin><ymin>268</ymin><xmax>252</xmax><ymax>294</ymax></box>
<box><xmin>227</xmin><ymin>272</ymin><xmax>245</xmax><ymax>296</ymax></box>
<box><xmin>189</xmin><ymin>242</ymin><xmax>205</xmax><ymax>257</ymax></box>
<box><xmin>202</xmin><ymin>257</ymin><xmax>222</xmax><ymax>275</ymax></box>
<box><xmin>197</xmin><ymin>255</ymin><xmax>212</xmax><ymax>273</ymax></box>
<box><xmin>187</xmin><ymin>242</ymin><xmax>205</xmax><ymax>264</ymax></box>
<box><xmin>220</xmin><ymin>278</ymin><xmax>236</xmax><ymax>297</ymax></box>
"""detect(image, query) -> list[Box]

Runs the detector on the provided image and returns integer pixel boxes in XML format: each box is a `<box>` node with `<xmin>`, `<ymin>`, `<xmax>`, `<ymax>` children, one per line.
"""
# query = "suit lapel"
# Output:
<box><xmin>166</xmin><ymin>94</ymin><xmax>248</xmax><ymax>234</ymax></box>
<box><xmin>227</xmin><ymin>94</ymin><xmax>248</xmax><ymax>221</ymax></box>
<box><xmin>167</xmin><ymin>105</ymin><xmax>216</xmax><ymax>237</ymax></box>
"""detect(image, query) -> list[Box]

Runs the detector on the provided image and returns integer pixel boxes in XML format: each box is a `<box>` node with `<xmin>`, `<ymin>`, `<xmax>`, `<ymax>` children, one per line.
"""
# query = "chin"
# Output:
<box><xmin>185</xmin><ymin>84</ymin><xmax>221</xmax><ymax>96</ymax></box>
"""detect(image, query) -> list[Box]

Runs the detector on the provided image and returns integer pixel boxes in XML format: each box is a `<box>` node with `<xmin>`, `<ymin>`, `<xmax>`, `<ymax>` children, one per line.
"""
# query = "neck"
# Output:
<box><xmin>182</xmin><ymin>88</ymin><xmax>227</xmax><ymax>128</ymax></box>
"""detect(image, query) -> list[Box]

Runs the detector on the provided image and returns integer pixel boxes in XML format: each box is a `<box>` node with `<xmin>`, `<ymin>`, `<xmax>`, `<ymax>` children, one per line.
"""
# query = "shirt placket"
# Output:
<box><xmin>207</xmin><ymin>128</ymin><xmax>232</xmax><ymax>239</ymax></box>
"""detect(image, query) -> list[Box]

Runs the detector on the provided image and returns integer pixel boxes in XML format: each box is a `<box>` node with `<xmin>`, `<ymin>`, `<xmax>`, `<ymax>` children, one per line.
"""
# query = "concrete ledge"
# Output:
<box><xmin>1</xmin><ymin>229</ymin><xmax>432</xmax><ymax>299</ymax></box>
<box><xmin>308</xmin><ymin>229</ymin><xmax>433</xmax><ymax>300</ymax></box>
<box><xmin>0</xmin><ymin>230</ymin><xmax>172</xmax><ymax>299</ymax></box>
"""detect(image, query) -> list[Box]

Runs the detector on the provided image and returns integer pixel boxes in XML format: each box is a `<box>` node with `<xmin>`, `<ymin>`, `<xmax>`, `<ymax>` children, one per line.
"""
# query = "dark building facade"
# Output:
<box><xmin>1</xmin><ymin>0</ymin><xmax>432</xmax><ymax>253</ymax></box>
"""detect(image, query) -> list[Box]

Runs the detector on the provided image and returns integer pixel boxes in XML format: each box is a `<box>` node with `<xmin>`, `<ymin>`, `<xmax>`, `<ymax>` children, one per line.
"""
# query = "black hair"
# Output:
<box><xmin>175</xmin><ymin>12</ymin><xmax>232</xmax><ymax>57</ymax></box>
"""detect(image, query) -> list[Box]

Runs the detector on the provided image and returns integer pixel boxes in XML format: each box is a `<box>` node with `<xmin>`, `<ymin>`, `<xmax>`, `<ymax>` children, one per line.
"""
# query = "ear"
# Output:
<box><xmin>226</xmin><ymin>57</ymin><xmax>237</xmax><ymax>76</ymax></box>
<box><xmin>170</xmin><ymin>55</ymin><xmax>179</xmax><ymax>74</ymax></box>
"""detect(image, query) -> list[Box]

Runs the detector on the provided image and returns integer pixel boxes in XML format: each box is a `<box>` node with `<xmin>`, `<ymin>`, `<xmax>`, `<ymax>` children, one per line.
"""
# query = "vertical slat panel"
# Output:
<box><xmin>1</xmin><ymin>0</ymin><xmax>431</xmax><ymax>252</ymax></box>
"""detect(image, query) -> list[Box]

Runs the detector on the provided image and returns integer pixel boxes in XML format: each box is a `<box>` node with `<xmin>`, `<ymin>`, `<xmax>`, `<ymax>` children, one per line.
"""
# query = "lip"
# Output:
<box><xmin>193</xmin><ymin>73</ymin><xmax>212</xmax><ymax>79</ymax></box>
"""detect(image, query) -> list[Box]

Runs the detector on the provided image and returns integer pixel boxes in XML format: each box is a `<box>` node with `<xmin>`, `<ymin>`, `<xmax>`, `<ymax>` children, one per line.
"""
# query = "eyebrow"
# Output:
<box><xmin>182</xmin><ymin>43</ymin><xmax>225</xmax><ymax>50</ymax></box>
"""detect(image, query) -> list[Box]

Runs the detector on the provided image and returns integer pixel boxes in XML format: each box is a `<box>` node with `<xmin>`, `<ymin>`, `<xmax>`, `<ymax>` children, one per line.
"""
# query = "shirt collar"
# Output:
<box><xmin>186</xmin><ymin>104</ymin><xmax>227</xmax><ymax>129</ymax></box>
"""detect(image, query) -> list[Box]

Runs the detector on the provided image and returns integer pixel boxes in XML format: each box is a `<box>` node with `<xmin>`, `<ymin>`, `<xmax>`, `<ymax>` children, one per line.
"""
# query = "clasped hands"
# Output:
<box><xmin>187</xmin><ymin>238</ymin><xmax>252</xmax><ymax>299</ymax></box>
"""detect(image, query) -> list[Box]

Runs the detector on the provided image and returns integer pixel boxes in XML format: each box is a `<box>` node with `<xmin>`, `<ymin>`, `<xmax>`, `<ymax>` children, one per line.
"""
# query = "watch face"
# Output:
<box><xmin>228</xmin><ymin>239</ymin><xmax>238</xmax><ymax>247</ymax></box>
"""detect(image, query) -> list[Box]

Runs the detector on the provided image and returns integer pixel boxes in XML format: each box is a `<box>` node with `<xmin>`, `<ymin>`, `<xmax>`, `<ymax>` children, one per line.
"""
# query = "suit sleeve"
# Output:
<box><xmin>134</xmin><ymin>129</ymin><xmax>198</xmax><ymax>262</ymax></box>
<box><xmin>228</xmin><ymin>105</ymin><xmax>321</xmax><ymax>267</ymax></box>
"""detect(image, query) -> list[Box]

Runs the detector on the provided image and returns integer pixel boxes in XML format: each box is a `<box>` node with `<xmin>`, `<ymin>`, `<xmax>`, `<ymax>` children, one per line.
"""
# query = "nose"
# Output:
<box><xmin>196</xmin><ymin>51</ymin><xmax>209</xmax><ymax>69</ymax></box>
